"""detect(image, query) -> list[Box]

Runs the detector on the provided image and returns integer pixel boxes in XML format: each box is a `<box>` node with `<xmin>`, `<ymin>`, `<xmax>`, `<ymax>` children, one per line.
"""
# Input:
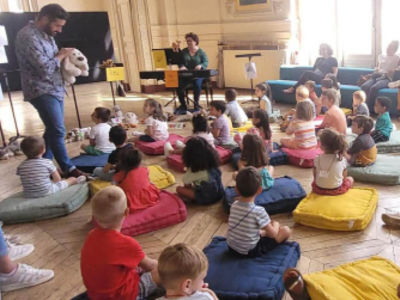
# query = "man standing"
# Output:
<box><xmin>15</xmin><ymin>4</ymin><xmax>84</xmax><ymax>177</ymax></box>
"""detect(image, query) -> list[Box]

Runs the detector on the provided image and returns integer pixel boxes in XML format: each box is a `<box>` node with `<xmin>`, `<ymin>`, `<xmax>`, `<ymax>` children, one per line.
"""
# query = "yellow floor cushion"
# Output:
<box><xmin>341</xmin><ymin>107</ymin><xmax>352</xmax><ymax>116</ymax></box>
<box><xmin>293</xmin><ymin>187</ymin><xmax>377</xmax><ymax>231</ymax></box>
<box><xmin>232</xmin><ymin>120</ymin><xmax>253</xmax><ymax>133</ymax></box>
<box><xmin>89</xmin><ymin>165</ymin><xmax>175</xmax><ymax>196</ymax></box>
<box><xmin>304</xmin><ymin>256</ymin><xmax>400</xmax><ymax>300</ymax></box>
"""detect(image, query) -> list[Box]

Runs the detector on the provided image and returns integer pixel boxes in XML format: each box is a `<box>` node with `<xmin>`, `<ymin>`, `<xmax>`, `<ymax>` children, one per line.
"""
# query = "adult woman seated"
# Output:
<box><xmin>361</xmin><ymin>40</ymin><xmax>400</xmax><ymax>111</ymax></box>
<box><xmin>284</xmin><ymin>43</ymin><xmax>338</xmax><ymax>94</ymax></box>
<box><xmin>174</xmin><ymin>32</ymin><xmax>209</xmax><ymax>115</ymax></box>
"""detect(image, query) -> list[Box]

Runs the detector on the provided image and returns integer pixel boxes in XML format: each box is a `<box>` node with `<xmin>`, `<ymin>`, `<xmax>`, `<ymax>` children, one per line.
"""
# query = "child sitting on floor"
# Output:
<box><xmin>17</xmin><ymin>136</ymin><xmax>85</xmax><ymax>198</ymax></box>
<box><xmin>176</xmin><ymin>137</ymin><xmax>224</xmax><ymax>205</ymax></box>
<box><xmin>234</xmin><ymin>109</ymin><xmax>273</xmax><ymax>152</ymax></box>
<box><xmin>312</xmin><ymin>129</ymin><xmax>354</xmax><ymax>195</ymax></box>
<box><xmin>81</xmin><ymin>186</ymin><xmax>161</xmax><ymax>300</ymax></box>
<box><xmin>224</xmin><ymin>88</ymin><xmax>248</xmax><ymax>128</ymax></box>
<box><xmin>92</xmin><ymin>126</ymin><xmax>133</xmax><ymax>181</ymax></box>
<box><xmin>81</xmin><ymin>107</ymin><xmax>115</xmax><ymax>155</ymax></box>
<box><xmin>113</xmin><ymin>147</ymin><xmax>159</xmax><ymax>212</ymax></box>
<box><xmin>135</xmin><ymin>98</ymin><xmax>169</xmax><ymax>142</ymax></box>
<box><xmin>320</xmin><ymin>75</ymin><xmax>341</xmax><ymax>113</ymax></box>
<box><xmin>227</xmin><ymin>167</ymin><xmax>291</xmax><ymax>256</ymax></box>
<box><xmin>319</xmin><ymin>89</ymin><xmax>347</xmax><ymax>135</ymax></box>
<box><xmin>157</xmin><ymin>243</ymin><xmax>218</xmax><ymax>300</ymax></box>
<box><xmin>237</xmin><ymin>134</ymin><xmax>274</xmax><ymax>191</ymax></box>
<box><xmin>347</xmin><ymin>90</ymin><xmax>369</xmax><ymax>126</ymax></box>
<box><xmin>255</xmin><ymin>82</ymin><xmax>272</xmax><ymax>115</ymax></box>
<box><xmin>305</xmin><ymin>80</ymin><xmax>321</xmax><ymax>116</ymax></box>
<box><xmin>280</xmin><ymin>101</ymin><xmax>317</xmax><ymax>150</ymax></box>
<box><xmin>209</xmin><ymin>101</ymin><xmax>236</xmax><ymax>149</ymax></box>
<box><xmin>371</xmin><ymin>96</ymin><xmax>393</xmax><ymax>143</ymax></box>
<box><xmin>346</xmin><ymin>115</ymin><xmax>377</xmax><ymax>166</ymax></box>
<box><xmin>164</xmin><ymin>114</ymin><xmax>214</xmax><ymax>156</ymax></box>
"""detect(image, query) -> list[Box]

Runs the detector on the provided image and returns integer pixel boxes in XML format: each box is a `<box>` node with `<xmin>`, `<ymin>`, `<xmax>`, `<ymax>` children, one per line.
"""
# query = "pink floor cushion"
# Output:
<box><xmin>121</xmin><ymin>190</ymin><xmax>187</xmax><ymax>236</ymax></box>
<box><xmin>282</xmin><ymin>147</ymin><xmax>323</xmax><ymax>168</ymax></box>
<box><xmin>135</xmin><ymin>134</ymin><xmax>184</xmax><ymax>155</ymax></box>
<box><xmin>167</xmin><ymin>146</ymin><xmax>232</xmax><ymax>172</ymax></box>
<box><xmin>313</xmin><ymin>115</ymin><xmax>324</xmax><ymax>128</ymax></box>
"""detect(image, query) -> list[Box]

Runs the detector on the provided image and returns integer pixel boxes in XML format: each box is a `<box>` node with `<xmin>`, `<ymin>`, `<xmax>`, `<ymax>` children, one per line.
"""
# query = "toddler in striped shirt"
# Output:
<box><xmin>17</xmin><ymin>136</ymin><xmax>85</xmax><ymax>198</ymax></box>
<box><xmin>227</xmin><ymin>167</ymin><xmax>291</xmax><ymax>256</ymax></box>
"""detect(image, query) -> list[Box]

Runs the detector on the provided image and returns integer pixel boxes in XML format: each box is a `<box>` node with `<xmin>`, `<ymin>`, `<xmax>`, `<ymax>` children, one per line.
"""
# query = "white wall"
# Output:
<box><xmin>36</xmin><ymin>0</ymin><xmax>106</xmax><ymax>11</ymax></box>
<box><xmin>147</xmin><ymin>0</ymin><xmax>292</xmax><ymax>86</ymax></box>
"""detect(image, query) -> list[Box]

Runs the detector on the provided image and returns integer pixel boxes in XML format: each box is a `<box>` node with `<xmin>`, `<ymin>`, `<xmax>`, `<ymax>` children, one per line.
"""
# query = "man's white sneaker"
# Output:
<box><xmin>7</xmin><ymin>240</ymin><xmax>34</xmax><ymax>261</ymax></box>
<box><xmin>164</xmin><ymin>142</ymin><xmax>174</xmax><ymax>156</ymax></box>
<box><xmin>0</xmin><ymin>264</ymin><xmax>54</xmax><ymax>292</ymax></box>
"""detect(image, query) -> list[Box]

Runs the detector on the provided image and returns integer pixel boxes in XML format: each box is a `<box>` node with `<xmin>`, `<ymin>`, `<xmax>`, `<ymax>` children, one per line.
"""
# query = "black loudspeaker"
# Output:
<box><xmin>0</xmin><ymin>12</ymin><xmax>115</xmax><ymax>91</ymax></box>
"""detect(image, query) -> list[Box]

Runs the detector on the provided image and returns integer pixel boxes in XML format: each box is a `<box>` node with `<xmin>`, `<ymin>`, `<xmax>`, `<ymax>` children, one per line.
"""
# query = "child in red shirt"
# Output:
<box><xmin>113</xmin><ymin>147</ymin><xmax>159</xmax><ymax>212</ymax></box>
<box><xmin>81</xmin><ymin>186</ymin><xmax>161</xmax><ymax>300</ymax></box>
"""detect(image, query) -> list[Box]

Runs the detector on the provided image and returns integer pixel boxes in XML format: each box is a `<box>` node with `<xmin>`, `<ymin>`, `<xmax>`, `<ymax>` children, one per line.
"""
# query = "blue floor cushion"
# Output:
<box><xmin>223</xmin><ymin>176</ymin><xmax>306</xmax><ymax>214</ymax></box>
<box><xmin>204</xmin><ymin>236</ymin><xmax>300</xmax><ymax>300</ymax></box>
<box><xmin>0</xmin><ymin>183</ymin><xmax>89</xmax><ymax>224</ymax></box>
<box><xmin>347</xmin><ymin>155</ymin><xmax>400</xmax><ymax>185</ymax></box>
<box><xmin>70</xmin><ymin>153</ymin><xmax>109</xmax><ymax>173</ymax></box>
<box><xmin>231</xmin><ymin>143</ymin><xmax>288</xmax><ymax>170</ymax></box>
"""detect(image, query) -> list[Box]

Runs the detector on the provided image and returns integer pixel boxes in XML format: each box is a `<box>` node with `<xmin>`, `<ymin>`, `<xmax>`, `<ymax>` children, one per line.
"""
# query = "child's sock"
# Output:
<box><xmin>164</xmin><ymin>142</ymin><xmax>174</xmax><ymax>156</ymax></box>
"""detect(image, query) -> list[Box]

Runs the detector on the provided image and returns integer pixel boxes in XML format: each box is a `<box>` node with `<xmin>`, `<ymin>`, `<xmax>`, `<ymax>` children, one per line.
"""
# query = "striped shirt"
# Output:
<box><xmin>227</xmin><ymin>201</ymin><xmax>270</xmax><ymax>255</ymax></box>
<box><xmin>16</xmin><ymin>158</ymin><xmax>56</xmax><ymax>198</ymax></box>
<box><xmin>288</xmin><ymin>120</ymin><xmax>317</xmax><ymax>149</ymax></box>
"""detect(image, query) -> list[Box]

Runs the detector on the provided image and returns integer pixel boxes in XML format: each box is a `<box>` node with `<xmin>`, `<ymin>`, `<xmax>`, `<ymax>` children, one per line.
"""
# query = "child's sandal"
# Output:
<box><xmin>283</xmin><ymin>268</ymin><xmax>310</xmax><ymax>300</ymax></box>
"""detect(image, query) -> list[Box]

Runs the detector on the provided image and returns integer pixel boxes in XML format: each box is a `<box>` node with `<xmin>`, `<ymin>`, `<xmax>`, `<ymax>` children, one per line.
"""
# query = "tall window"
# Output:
<box><xmin>296</xmin><ymin>0</ymin><xmax>398</xmax><ymax>67</ymax></box>
<box><xmin>8</xmin><ymin>0</ymin><xmax>23</xmax><ymax>12</ymax></box>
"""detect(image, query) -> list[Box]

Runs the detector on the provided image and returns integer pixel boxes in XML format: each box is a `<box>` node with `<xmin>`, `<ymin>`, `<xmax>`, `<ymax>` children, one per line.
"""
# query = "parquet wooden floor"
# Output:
<box><xmin>0</xmin><ymin>82</ymin><xmax>399</xmax><ymax>300</ymax></box>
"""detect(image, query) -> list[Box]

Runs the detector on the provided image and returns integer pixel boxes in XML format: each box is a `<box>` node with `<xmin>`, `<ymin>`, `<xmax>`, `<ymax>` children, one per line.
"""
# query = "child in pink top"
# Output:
<box><xmin>280</xmin><ymin>101</ymin><xmax>317</xmax><ymax>149</ymax></box>
<box><xmin>319</xmin><ymin>89</ymin><xmax>347</xmax><ymax>135</ymax></box>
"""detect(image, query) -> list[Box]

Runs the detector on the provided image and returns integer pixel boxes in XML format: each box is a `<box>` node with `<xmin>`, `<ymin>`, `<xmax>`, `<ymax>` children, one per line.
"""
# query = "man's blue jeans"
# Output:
<box><xmin>30</xmin><ymin>94</ymin><xmax>75</xmax><ymax>173</ymax></box>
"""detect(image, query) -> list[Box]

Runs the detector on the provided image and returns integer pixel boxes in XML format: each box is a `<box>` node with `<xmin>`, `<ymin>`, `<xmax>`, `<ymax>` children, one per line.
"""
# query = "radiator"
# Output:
<box><xmin>223</xmin><ymin>49</ymin><xmax>286</xmax><ymax>89</ymax></box>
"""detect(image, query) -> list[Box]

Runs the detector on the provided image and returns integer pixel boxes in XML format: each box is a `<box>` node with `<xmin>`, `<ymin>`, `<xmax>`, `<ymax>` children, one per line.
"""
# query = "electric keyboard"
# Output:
<box><xmin>139</xmin><ymin>69</ymin><xmax>218</xmax><ymax>80</ymax></box>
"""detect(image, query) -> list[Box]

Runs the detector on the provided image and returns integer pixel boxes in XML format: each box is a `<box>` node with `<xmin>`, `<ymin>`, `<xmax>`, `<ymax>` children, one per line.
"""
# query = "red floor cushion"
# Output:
<box><xmin>282</xmin><ymin>147</ymin><xmax>323</xmax><ymax>168</ymax></box>
<box><xmin>135</xmin><ymin>134</ymin><xmax>184</xmax><ymax>155</ymax></box>
<box><xmin>121</xmin><ymin>190</ymin><xmax>187</xmax><ymax>236</ymax></box>
<box><xmin>313</xmin><ymin>115</ymin><xmax>324</xmax><ymax>128</ymax></box>
<box><xmin>167</xmin><ymin>146</ymin><xmax>232</xmax><ymax>172</ymax></box>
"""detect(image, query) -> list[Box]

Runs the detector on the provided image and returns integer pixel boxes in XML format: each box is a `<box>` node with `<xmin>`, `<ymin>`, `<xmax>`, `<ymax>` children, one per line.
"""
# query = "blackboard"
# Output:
<box><xmin>0</xmin><ymin>12</ymin><xmax>114</xmax><ymax>91</ymax></box>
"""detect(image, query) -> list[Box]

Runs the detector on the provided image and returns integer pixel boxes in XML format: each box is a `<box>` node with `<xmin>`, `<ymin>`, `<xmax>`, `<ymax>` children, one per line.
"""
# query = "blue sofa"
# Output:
<box><xmin>267</xmin><ymin>65</ymin><xmax>400</xmax><ymax>115</ymax></box>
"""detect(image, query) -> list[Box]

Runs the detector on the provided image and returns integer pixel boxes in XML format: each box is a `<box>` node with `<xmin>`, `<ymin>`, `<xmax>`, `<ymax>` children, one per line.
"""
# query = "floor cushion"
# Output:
<box><xmin>204</xmin><ymin>236</ymin><xmax>300</xmax><ymax>300</ymax></box>
<box><xmin>347</xmin><ymin>155</ymin><xmax>400</xmax><ymax>185</ymax></box>
<box><xmin>70</xmin><ymin>153</ymin><xmax>110</xmax><ymax>173</ymax></box>
<box><xmin>135</xmin><ymin>134</ymin><xmax>184</xmax><ymax>155</ymax></box>
<box><xmin>121</xmin><ymin>190</ymin><xmax>187</xmax><ymax>236</ymax></box>
<box><xmin>167</xmin><ymin>146</ymin><xmax>232</xmax><ymax>172</ymax></box>
<box><xmin>223</xmin><ymin>176</ymin><xmax>306</xmax><ymax>214</ymax></box>
<box><xmin>89</xmin><ymin>165</ymin><xmax>176</xmax><ymax>195</ymax></box>
<box><xmin>232</xmin><ymin>120</ymin><xmax>253</xmax><ymax>133</ymax></box>
<box><xmin>304</xmin><ymin>256</ymin><xmax>400</xmax><ymax>300</ymax></box>
<box><xmin>282</xmin><ymin>147</ymin><xmax>323</xmax><ymax>168</ymax></box>
<box><xmin>313</xmin><ymin>115</ymin><xmax>324</xmax><ymax>128</ymax></box>
<box><xmin>347</xmin><ymin>131</ymin><xmax>400</xmax><ymax>154</ymax></box>
<box><xmin>0</xmin><ymin>183</ymin><xmax>89</xmax><ymax>224</ymax></box>
<box><xmin>293</xmin><ymin>187</ymin><xmax>378</xmax><ymax>231</ymax></box>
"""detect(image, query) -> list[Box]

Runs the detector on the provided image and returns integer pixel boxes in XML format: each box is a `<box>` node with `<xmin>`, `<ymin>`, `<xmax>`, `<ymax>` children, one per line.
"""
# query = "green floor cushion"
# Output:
<box><xmin>0</xmin><ymin>183</ymin><xmax>89</xmax><ymax>224</ymax></box>
<box><xmin>347</xmin><ymin>155</ymin><xmax>400</xmax><ymax>185</ymax></box>
<box><xmin>293</xmin><ymin>187</ymin><xmax>378</xmax><ymax>231</ymax></box>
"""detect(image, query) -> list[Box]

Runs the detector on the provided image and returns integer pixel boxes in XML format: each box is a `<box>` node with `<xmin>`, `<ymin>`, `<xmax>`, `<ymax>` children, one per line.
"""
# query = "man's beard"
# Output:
<box><xmin>43</xmin><ymin>23</ymin><xmax>57</xmax><ymax>36</ymax></box>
